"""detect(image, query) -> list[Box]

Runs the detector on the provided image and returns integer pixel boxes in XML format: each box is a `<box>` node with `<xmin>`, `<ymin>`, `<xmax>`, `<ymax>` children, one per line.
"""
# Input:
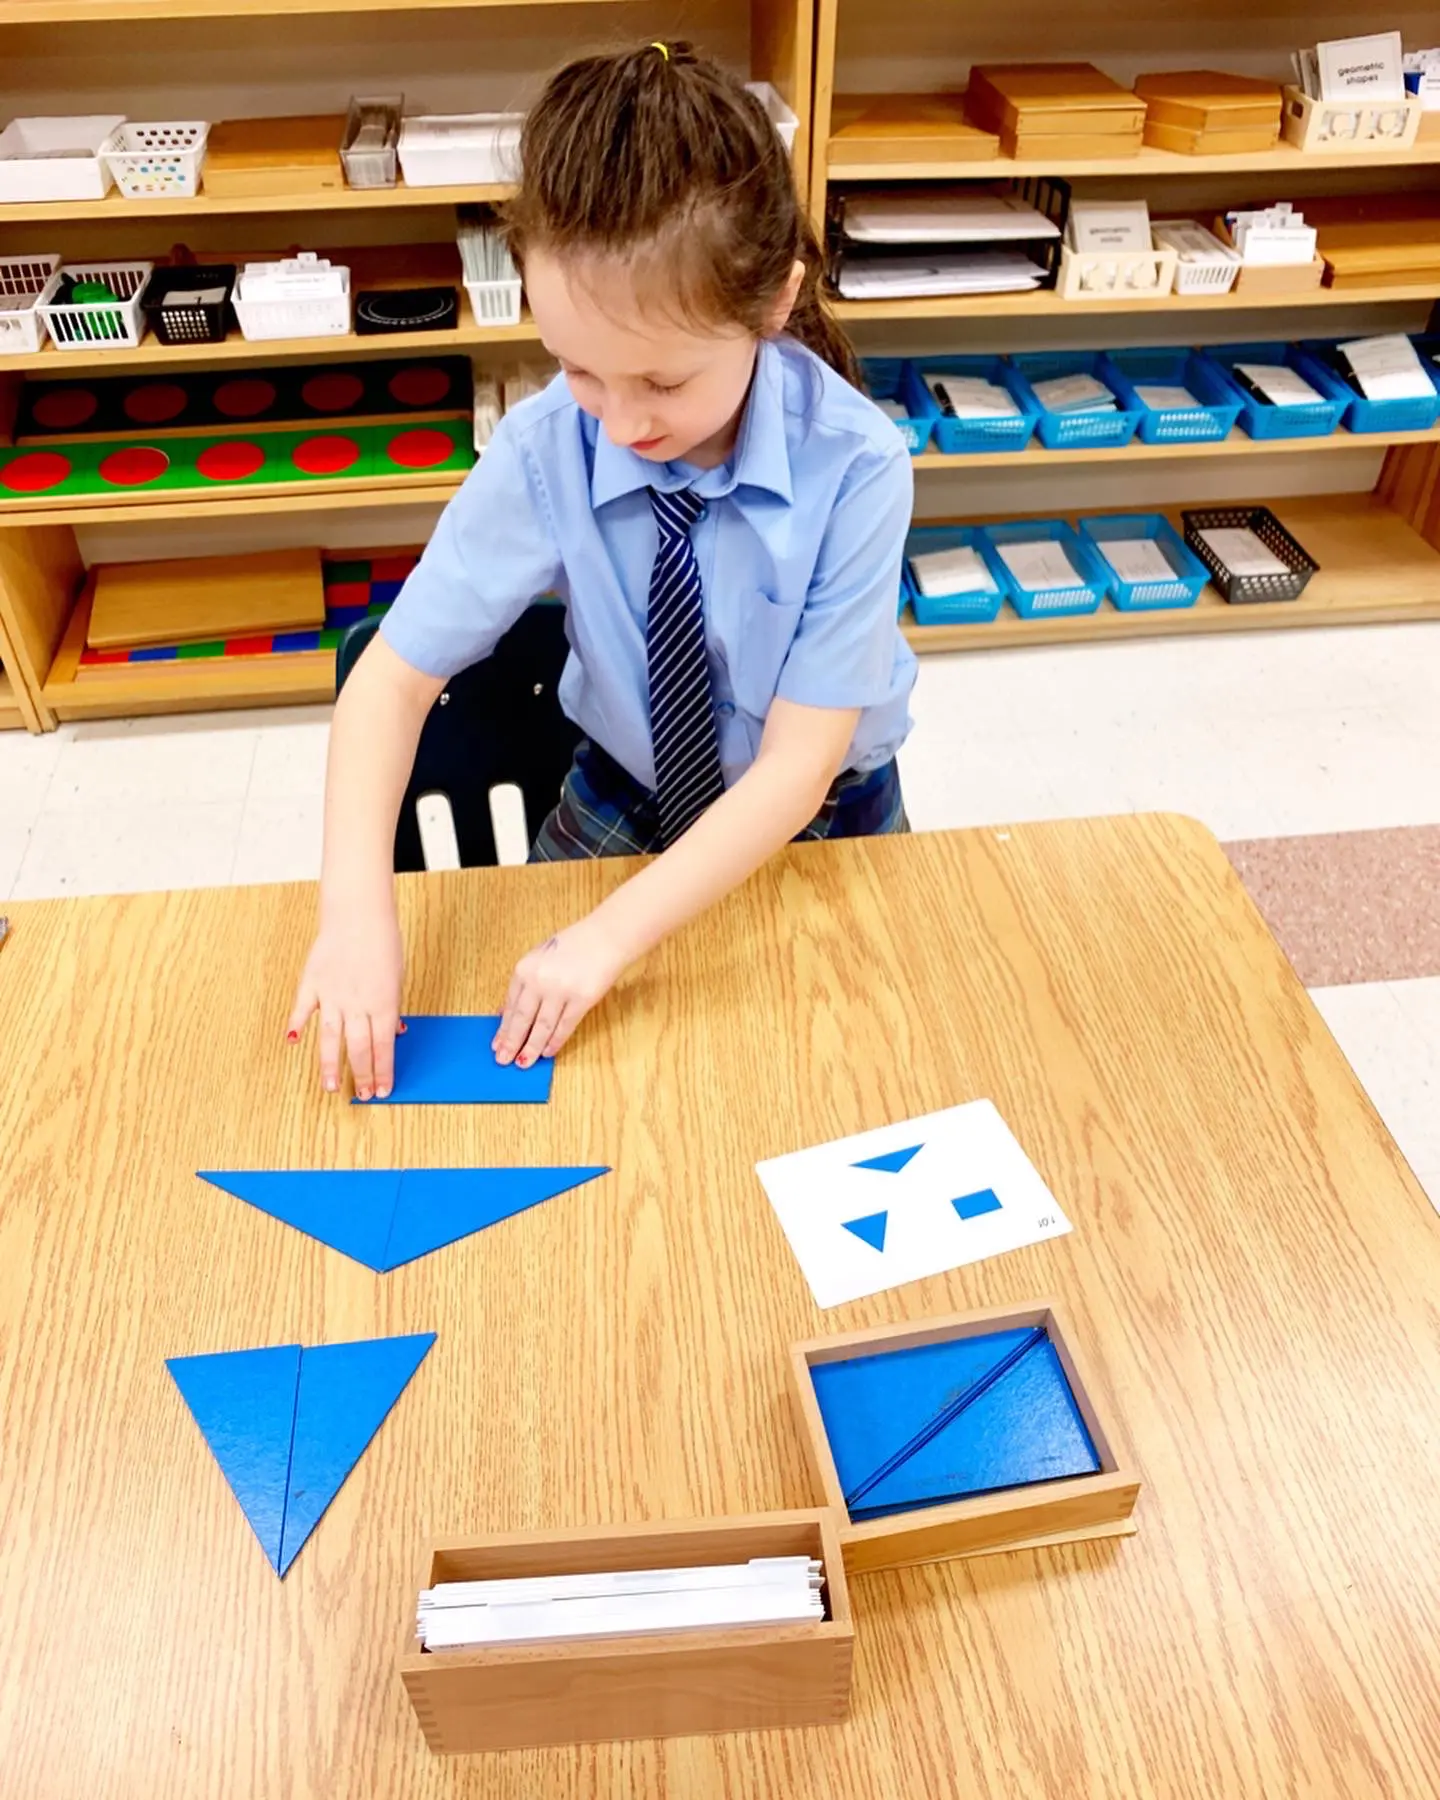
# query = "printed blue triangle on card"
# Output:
<box><xmin>852</xmin><ymin>1144</ymin><xmax>922</xmax><ymax>1175</ymax></box>
<box><xmin>198</xmin><ymin>1167</ymin><xmax>609</xmax><ymax>1272</ymax></box>
<box><xmin>166</xmin><ymin>1334</ymin><xmax>435</xmax><ymax>1577</ymax></box>
<box><xmin>842</xmin><ymin>1210</ymin><xmax>889</xmax><ymax>1251</ymax></box>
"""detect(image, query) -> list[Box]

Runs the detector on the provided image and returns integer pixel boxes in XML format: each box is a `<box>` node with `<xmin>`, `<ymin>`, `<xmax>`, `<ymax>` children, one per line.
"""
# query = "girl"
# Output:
<box><xmin>288</xmin><ymin>40</ymin><xmax>917</xmax><ymax>1099</ymax></box>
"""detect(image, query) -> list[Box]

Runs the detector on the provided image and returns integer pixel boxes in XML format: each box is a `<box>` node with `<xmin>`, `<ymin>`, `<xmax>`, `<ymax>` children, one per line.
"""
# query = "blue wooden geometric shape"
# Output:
<box><xmin>277</xmin><ymin>1332</ymin><xmax>436</xmax><ymax>1574</ymax></box>
<box><xmin>165</xmin><ymin>1344</ymin><xmax>302</xmax><ymax>1570</ymax></box>
<box><xmin>165</xmin><ymin>1333</ymin><xmax>436</xmax><ymax>1576</ymax></box>
<box><xmin>852</xmin><ymin>1143</ymin><xmax>922</xmax><ymax>1174</ymax></box>
<box><xmin>952</xmin><ymin>1186</ymin><xmax>1002</xmax><ymax>1221</ymax></box>
<box><xmin>359</xmin><ymin>1015</ymin><xmax>554</xmax><ymax>1105</ymax></box>
<box><xmin>810</xmin><ymin>1327</ymin><xmax>1100</xmax><ymax>1522</ymax></box>
<box><xmin>196</xmin><ymin>1167</ymin><xmax>608</xmax><ymax>1271</ymax></box>
<box><xmin>842</xmin><ymin>1210</ymin><xmax>889</xmax><ymax>1251</ymax></box>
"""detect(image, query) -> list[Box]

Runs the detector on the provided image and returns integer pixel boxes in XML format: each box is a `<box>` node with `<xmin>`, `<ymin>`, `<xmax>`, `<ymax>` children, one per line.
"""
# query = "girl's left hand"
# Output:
<box><xmin>492</xmin><ymin>915</ymin><xmax>630</xmax><ymax>1067</ymax></box>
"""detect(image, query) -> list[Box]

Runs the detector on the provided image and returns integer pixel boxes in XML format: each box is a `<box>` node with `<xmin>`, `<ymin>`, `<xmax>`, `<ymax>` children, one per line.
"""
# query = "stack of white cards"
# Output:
<box><xmin>995</xmin><ymin>539</ymin><xmax>1081</xmax><ymax>592</ymax></box>
<box><xmin>908</xmin><ymin>544</ymin><xmax>998</xmax><ymax>598</ymax></box>
<box><xmin>1195</xmin><ymin>526</ymin><xmax>1290</xmax><ymax>578</ymax></box>
<box><xmin>417</xmin><ymin>1557</ymin><xmax>824</xmax><ymax>1649</ymax></box>
<box><xmin>1099</xmin><ymin>538</ymin><xmax>1177</xmax><ymax>584</ymax></box>
<box><xmin>1134</xmin><ymin>383</ymin><xmax>1202</xmax><ymax>411</ymax></box>
<box><xmin>1334</xmin><ymin>334</ymin><xmax>1435</xmax><ymax>402</ymax></box>
<box><xmin>923</xmin><ymin>371</ymin><xmax>1020</xmax><ymax>419</ymax></box>
<box><xmin>1232</xmin><ymin>362</ymin><xmax>1326</xmax><ymax>407</ymax></box>
<box><xmin>1029</xmin><ymin>372</ymin><xmax>1116</xmax><ymax>415</ymax></box>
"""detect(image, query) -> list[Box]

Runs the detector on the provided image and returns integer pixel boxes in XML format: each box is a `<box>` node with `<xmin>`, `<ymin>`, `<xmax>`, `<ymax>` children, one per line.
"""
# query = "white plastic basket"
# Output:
<box><xmin>745</xmin><ymin>81</ymin><xmax>799</xmax><ymax>154</ymax></box>
<box><xmin>233</xmin><ymin>255</ymin><xmax>351</xmax><ymax>341</ymax></box>
<box><xmin>0</xmin><ymin>253</ymin><xmax>62</xmax><ymax>352</ymax></box>
<box><xmin>0</xmin><ymin>116</ymin><xmax>125</xmax><ymax>203</ymax></box>
<box><xmin>36</xmin><ymin>261</ymin><xmax>152</xmax><ymax>349</ymax></box>
<box><xmin>463</xmin><ymin>276</ymin><xmax>522</xmax><ymax>326</ymax></box>
<box><xmin>103</xmin><ymin>121</ymin><xmax>209</xmax><ymax>199</ymax></box>
<box><xmin>398</xmin><ymin>114</ymin><xmax>523</xmax><ymax>187</ymax></box>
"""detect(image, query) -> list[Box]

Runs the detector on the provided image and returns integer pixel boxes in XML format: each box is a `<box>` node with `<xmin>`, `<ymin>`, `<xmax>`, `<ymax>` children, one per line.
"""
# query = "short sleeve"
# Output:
<box><xmin>774</xmin><ymin>439</ymin><xmax>912</xmax><ymax>710</ymax></box>
<box><xmin>380</xmin><ymin>420</ymin><xmax>564</xmax><ymax>681</ymax></box>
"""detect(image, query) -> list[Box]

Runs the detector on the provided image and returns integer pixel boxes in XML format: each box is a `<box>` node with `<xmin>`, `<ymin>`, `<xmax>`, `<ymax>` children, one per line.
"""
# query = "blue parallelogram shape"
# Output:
<box><xmin>358</xmin><ymin>1015</ymin><xmax>554</xmax><ymax>1105</ymax></box>
<box><xmin>166</xmin><ymin>1334</ymin><xmax>435</xmax><ymax>1576</ymax></box>
<box><xmin>842</xmin><ymin>1210</ymin><xmax>889</xmax><ymax>1252</ymax></box>
<box><xmin>952</xmin><ymin>1187</ymin><xmax>1002</xmax><ymax>1221</ymax></box>
<box><xmin>852</xmin><ymin>1144</ymin><xmax>922</xmax><ymax>1175</ymax></box>
<box><xmin>197</xmin><ymin>1168</ymin><xmax>609</xmax><ymax>1272</ymax></box>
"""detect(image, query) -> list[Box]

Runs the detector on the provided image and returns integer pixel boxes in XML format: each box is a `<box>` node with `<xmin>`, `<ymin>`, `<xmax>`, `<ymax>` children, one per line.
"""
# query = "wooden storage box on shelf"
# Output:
<box><xmin>202</xmin><ymin>116</ymin><xmax>347</xmax><ymax>198</ymax></box>
<box><xmin>789</xmin><ymin>1300</ymin><xmax>1140</xmax><ymax>1576</ymax></box>
<box><xmin>1136</xmin><ymin>70</ymin><xmax>1282</xmax><ymax>155</ymax></box>
<box><xmin>399</xmin><ymin>1511</ymin><xmax>854</xmax><ymax>1755</ymax></box>
<box><xmin>966</xmin><ymin>62</ymin><xmax>1145</xmax><ymax>161</ymax></box>
<box><xmin>1210</xmin><ymin>219</ymin><xmax>1324</xmax><ymax>295</ymax></box>
<box><xmin>826</xmin><ymin>94</ymin><xmax>999</xmax><ymax>168</ymax></box>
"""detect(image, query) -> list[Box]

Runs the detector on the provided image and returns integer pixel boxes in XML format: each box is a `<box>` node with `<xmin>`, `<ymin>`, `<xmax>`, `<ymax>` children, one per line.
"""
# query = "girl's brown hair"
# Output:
<box><xmin>504</xmin><ymin>39</ymin><xmax>859</xmax><ymax>385</ymax></box>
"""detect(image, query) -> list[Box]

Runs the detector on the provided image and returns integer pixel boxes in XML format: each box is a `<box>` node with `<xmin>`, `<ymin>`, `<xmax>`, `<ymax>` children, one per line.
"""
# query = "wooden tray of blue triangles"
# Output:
<box><xmin>789</xmin><ymin>1299</ymin><xmax>1139</xmax><ymax>1574</ymax></box>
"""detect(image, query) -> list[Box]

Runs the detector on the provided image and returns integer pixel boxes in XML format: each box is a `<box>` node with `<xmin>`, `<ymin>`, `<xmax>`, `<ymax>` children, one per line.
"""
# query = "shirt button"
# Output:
<box><xmin>716</xmin><ymin>700</ymin><xmax>735</xmax><ymax>718</ymax></box>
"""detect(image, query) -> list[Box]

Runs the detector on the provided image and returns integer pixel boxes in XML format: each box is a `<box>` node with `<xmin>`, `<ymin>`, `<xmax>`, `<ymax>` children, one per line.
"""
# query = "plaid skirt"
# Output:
<box><xmin>530</xmin><ymin>738</ymin><xmax>909</xmax><ymax>862</ymax></box>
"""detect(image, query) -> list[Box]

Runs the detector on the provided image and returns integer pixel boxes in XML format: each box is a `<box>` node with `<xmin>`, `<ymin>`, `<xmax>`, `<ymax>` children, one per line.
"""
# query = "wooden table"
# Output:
<box><xmin>3</xmin><ymin>816</ymin><xmax>1439</xmax><ymax>1799</ymax></box>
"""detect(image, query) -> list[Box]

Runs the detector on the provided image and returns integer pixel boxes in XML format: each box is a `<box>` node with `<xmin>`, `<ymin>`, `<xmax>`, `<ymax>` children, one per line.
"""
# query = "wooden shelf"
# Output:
<box><xmin>0</xmin><ymin>478</ymin><xmax>461</xmax><ymax>530</ymax></box>
<box><xmin>909</xmin><ymin>424</ymin><xmax>1439</xmax><ymax>473</ymax></box>
<box><xmin>0</xmin><ymin>178</ymin><xmax>514</xmax><ymax>226</ymax></box>
<box><xmin>0</xmin><ymin>665</ymin><xmax>25</xmax><ymax>729</ymax></box>
<box><xmin>827</xmin><ymin>139</ymin><xmax>1440</xmax><ymax>183</ymax></box>
<box><xmin>0</xmin><ymin>0</ymin><xmax>621</xmax><ymax>17</ymax></box>
<box><xmin>42</xmin><ymin>646</ymin><xmax>335</xmax><ymax>720</ymax></box>
<box><xmin>832</xmin><ymin>282</ymin><xmax>1440</xmax><ymax>324</ymax></box>
<box><xmin>903</xmin><ymin>494</ymin><xmax>1440</xmax><ymax>652</ymax></box>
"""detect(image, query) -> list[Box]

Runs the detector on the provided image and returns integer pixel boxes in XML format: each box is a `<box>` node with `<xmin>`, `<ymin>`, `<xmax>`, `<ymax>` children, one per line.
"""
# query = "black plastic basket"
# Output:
<box><xmin>140</xmin><ymin>264</ymin><xmax>236</xmax><ymax>345</ymax></box>
<box><xmin>1181</xmin><ymin>506</ymin><xmax>1319</xmax><ymax>605</ymax></box>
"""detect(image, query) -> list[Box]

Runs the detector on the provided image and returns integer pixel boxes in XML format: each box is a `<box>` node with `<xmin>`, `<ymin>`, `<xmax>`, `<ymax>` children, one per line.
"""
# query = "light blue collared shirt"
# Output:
<box><xmin>381</xmin><ymin>336</ymin><xmax>917</xmax><ymax>790</ymax></box>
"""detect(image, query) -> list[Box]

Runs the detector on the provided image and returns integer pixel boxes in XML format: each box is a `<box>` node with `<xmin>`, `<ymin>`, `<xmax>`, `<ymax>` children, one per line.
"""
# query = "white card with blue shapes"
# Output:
<box><xmin>755</xmin><ymin>1100</ymin><xmax>1071</xmax><ymax>1308</ymax></box>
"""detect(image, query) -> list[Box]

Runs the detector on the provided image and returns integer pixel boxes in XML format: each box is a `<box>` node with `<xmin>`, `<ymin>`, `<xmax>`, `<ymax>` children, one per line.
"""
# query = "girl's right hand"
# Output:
<box><xmin>286</xmin><ymin>906</ymin><xmax>404</xmax><ymax>1100</ymax></box>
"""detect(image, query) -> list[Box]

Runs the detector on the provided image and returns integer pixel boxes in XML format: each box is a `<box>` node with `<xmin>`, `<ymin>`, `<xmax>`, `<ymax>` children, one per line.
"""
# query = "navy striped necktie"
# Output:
<box><xmin>647</xmin><ymin>486</ymin><xmax>725</xmax><ymax>846</ymax></box>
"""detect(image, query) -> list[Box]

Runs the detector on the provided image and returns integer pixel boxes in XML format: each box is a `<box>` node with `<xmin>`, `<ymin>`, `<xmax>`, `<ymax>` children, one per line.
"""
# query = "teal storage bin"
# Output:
<box><xmin>1106</xmin><ymin>348</ymin><xmax>1241</xmax><ymax>445</ymax></box>
<box><xmin>1202</xmin><ymin>343</ymin><xmax>1347</xmax><ymax>441</ymax></box>
<box><xmin>910</xmin><ymin>355</ymin><xmax>1041</xmax><ymax>455</ymax></box>
<box><xmin>1009</xmin><ymin>351</ymin><xmax>1141</xmax><ymax>450</ymax></box>
<box><xmin>860</xmin><ymin>357</ymin><xmax>935</xmax><ymax>454</ymax></box>
<box><xmin>1078</xmin><ymin>514</ymin><xmax>1208</xmax><ymax>612</ymax></box>
<box><xmin>903</xmin><ymin>525</ymin><xmax>1008</xmax><ymax>626</ymax></box>
<box><xmin>975</xmin><ymin>519</ymin><xmax>1109</xmax><ymax>618</ymax></box>
<box><xmin>1300</xmin><ymin>338</ymin><xmax>1440</xmax><ymax>435</ymax></box>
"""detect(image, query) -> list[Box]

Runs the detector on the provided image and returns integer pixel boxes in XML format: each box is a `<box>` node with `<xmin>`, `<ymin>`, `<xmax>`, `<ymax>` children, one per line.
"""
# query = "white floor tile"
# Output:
<box><xmin>232</xmin><ymin>795</ymin><xmax>324</xmax><ymax>887</ymax></box>
<box><xmin>247</xmin><ymin>705</ymin><xmax>333</xmax><ymax>800</ymax></box>
<box><xmin>0</xmin><ymin>726</ymin><xmax>66</xmax><ymax>825</ymax></box>
<box><xmin>45</xmin><ymin>715</ymin><xmax>259</xmax><ymax>813</ymax></box>
<box><xmin>1311</xmin><ymin>981</ymin><xmax>1440</xmax><ymax>1174</ymax></box>
<box><xmin>9</xmin><ymin>800</ymin><xmax>245</xmax><ymax>900</ymax></box>
<box><xmin>0</xmin><ymin>817</ymin><xmax>33</xmax><ymax>900</ymax></box>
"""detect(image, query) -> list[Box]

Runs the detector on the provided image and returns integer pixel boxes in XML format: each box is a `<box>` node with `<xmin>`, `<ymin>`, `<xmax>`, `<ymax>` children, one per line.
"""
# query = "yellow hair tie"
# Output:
<box><xmin>650</xmin><ymin>40</ymin><xmax>669</xmax><ymax>61</ymax></box>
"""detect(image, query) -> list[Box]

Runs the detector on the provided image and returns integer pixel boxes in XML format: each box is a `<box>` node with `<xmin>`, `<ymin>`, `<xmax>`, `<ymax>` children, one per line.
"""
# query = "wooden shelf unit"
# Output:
<box><xmin>0</xmin><ymin>664</ymin><xmax>25</xmax><ymax>730</ymax></box>
<box><xmin>812</xmin><ymin>0</ymin><xmax>1440</xmax><ymax>657</ymax></box>
<box><xmin>0</xmin><ymin>0</ymin><xmax>813</xmax><ymax>729</ymax></box>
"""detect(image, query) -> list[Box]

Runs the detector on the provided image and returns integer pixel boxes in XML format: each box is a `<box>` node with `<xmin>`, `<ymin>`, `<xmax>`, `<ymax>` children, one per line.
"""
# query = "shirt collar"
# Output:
<box><xmin>589</xmin><ymin>338</ymin><xmax>794</xmax><ymax>510</ymax></box>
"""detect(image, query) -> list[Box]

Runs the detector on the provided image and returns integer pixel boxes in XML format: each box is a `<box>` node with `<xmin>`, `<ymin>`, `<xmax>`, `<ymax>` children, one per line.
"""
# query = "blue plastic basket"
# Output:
<box><xmin>902</xmin><ymin>525</ymin><xmax>1008</xmax><ymax>626</ymax></box>
<box><xmin>1202</xmin><ymin>342</ymin><xmax>1347</xmax><ymax>440</ymax></box>
<box><xmin>860</xmin><ymin>356</ymin><xmax>935</xmax><ymax>454</ymax></box>
<box><xmin>1299</xmin><ymin>337</ymin><xmax>1440</xmax><ymax>435</ymax></box>
<box><xmin>975</xmin><ymin>519</ymin><xmax>1109</xmax><ymax>618</ymax></box>
<box><xmin>1009</xmin><ymin>351</ymin><xmax>1142</xmax><ymax>450</ymax></box>
<box><xmin>908</xmin><ymin>355</ymin><xmax>1041</xmax><ymax>455</ymax></box>
<box><xmin>1078</xmin><ymin>514</ymin><xmax>1209</xmax><ymax>612</ymax></box>
<box><xmin>1106</xmin><ymin>348</ymin><xmax>1241</xmax><ymax>445</ymax></box>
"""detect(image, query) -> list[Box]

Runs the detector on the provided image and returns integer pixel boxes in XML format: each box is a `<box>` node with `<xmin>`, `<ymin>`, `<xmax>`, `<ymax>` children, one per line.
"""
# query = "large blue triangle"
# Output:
<box><xmin>277</xmin><ymin>1333</ymin><xmax>435</xmax><ymax>1575</ymax></box>
<box><xmin>165</xmin><ymin>1344</ymin><xmax>302</xmax><ymax>1571</ymax></box>
<box><xmin>843</xmin><ymin>1210</ymin><xmax>889</xmax><ymax>1251</ymax></box>
<box><xmin>166</xmin><ymin>1334</ymin><xmax>435</xmax><ymax>1577</ymax></box>
<box><xmin>197</xmin><ymin>1171</ymin><xmax>402</xmax><ymax>1271</ymax></box>
<box><xmin>853</xmin><ymin>1143</ymin><xmax>922</xmax><ymax>1175</ymax></box>
<box><xmin>380</xmin><ymin>1168</ymin><xmax>609</xmax><ymax>1270</ymax></box>
<box><xmin>197</xmin><ymin>1167</ymin><xmax>609</xmax><ymax>1272</ymax></box>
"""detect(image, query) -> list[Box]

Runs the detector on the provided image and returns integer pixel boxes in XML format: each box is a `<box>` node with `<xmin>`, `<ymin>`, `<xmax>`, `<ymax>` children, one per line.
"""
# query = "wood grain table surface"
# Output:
<box><xmin>3</xmin><ymin>814</ymin><xmax>1439</xmax><ymax>1800</ymax></box>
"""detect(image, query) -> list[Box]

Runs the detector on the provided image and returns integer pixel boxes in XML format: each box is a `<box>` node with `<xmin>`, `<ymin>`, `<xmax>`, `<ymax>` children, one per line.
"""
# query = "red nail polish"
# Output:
<box><xmin>286</xmin><ymin>1030</ymin><xmax>299</xmax><ymax>1043</ymax></box>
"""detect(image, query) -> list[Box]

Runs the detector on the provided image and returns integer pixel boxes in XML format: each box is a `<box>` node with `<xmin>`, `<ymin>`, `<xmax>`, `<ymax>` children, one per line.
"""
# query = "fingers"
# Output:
<box><xmin>347</xmin><ymin>1012</ymin><xmax>377</xmax><ymax>1101</ymax></box>
<box><xmin>516</xmin><ymin>997</ymin><xmax>565</xmax><ymax>1069</ymax></box>
<box><xmin>372</xmin><ymin>1012</ymin><xmax>399</xmax><ymax>1100</ymax></box>
<box><xmin>541</xmin><ymin>998</ymin><xmax>585</xmax><ymax>1059</ymax></box>
<box><xmin>286</xmin><ymin>981</ymin><xmax>317</xmax><ymax>1044</ymax></box>
<box><xmin>319</xmin><ymin>1007</ymin><xmax>344</xmax><ymax>1094</ymax></box>
<box><xmin>493</xmin><ymin>977</ymin><xmax>539</xmax><ymax>1066</ymax></box>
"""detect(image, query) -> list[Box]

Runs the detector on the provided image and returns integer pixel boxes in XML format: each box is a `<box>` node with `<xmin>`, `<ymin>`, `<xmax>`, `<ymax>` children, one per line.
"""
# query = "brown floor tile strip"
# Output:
<box><xmin>1224</xmin><ymin>825</ymin><xmax>1440</xmax><ymax>988</ymax></box>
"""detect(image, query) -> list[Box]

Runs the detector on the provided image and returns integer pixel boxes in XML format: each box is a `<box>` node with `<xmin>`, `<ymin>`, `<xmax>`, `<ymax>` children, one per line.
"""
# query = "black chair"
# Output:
<box><xmin>335</xmin><ymin>603</ymin><xmax>581</xmax><ymax>871</ymax></box>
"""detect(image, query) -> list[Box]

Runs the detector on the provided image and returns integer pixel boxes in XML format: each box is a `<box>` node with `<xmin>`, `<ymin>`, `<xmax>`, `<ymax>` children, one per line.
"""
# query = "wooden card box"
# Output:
<box><xmin>828</xmin><ymin>94</ymin><xmax>999</xmax><ymax>166</ymax></box>
<box><xmin>1135</xmin><ymin>70</ymin><xmax>1283</xmax><ymax>135</ymax></box>
<box><xmin>790</xmin><ymin>1300</ymin><xmax>1140</xmax><ymax>1576</ymax></box>
<box><xmin>967</xmin><ymin>63</ymin><xmax>1145</xmax><ymax>140</ymax></box>
<box><xmin>399</xmin><ymin>1511</ymin><xmax>853</xmax><ymax>1754</ymax></box>
<box><xmin>204</xmin><ymin>116</ymin><xmax>346</xmax><ymax>197</ymax></box>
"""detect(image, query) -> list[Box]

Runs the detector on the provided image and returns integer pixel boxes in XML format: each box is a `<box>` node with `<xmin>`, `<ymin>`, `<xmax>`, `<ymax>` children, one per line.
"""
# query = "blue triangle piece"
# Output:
<box><xmin>842</xmin><ymin>1209</ymin><xmax>889</xmax><ymax>1252</ymax></box>
<box><xmin>380</xmin><ymin>1168</ymin><xmax>610</xmax><ymax>1271</ymax></box>
<box><xmin>166</xmin><ymin>1344</ymin><xmax>302</xmax><ymax>1572</ymax></box>
<box><xmin>853</xmin><ymin>1144</ymin><xmax>922</xmax><ymax>1175</ymax></box>
<box><xmin>360</xmin><ymin>1015</ymin><xmax>553</xmax><ymax>1105</ymax></box>
<box><xmin>197</xmin><ymin>1170</ymin><xmax>403</xmax><ymax>1272</ymax></box>
<box><xmin>277</xmin><ymin>1333</ymin><xmax>436</xmax><ymax>1577</ymax></box>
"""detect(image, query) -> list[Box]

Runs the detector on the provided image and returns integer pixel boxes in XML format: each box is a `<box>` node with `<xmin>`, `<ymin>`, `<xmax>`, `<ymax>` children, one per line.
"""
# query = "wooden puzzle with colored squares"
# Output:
<box><xmin>76</xmin><ymin>552</ymin><xmax>418</xmax><ymax>670</ymax></box>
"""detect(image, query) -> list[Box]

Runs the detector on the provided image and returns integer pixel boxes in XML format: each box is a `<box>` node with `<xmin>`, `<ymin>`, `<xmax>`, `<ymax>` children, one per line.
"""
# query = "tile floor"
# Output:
<box><xmin>2</xmin><ymin>620</ymin><xmax>1437</xmax><ymax>1210</ymax></box>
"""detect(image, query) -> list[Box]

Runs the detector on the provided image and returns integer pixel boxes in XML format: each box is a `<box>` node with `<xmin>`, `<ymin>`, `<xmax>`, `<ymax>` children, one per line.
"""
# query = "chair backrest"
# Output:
<box><xmin>335</xmin><ymin>605</ymin><xmax>581</xmax><ymax>871</ymax></box>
